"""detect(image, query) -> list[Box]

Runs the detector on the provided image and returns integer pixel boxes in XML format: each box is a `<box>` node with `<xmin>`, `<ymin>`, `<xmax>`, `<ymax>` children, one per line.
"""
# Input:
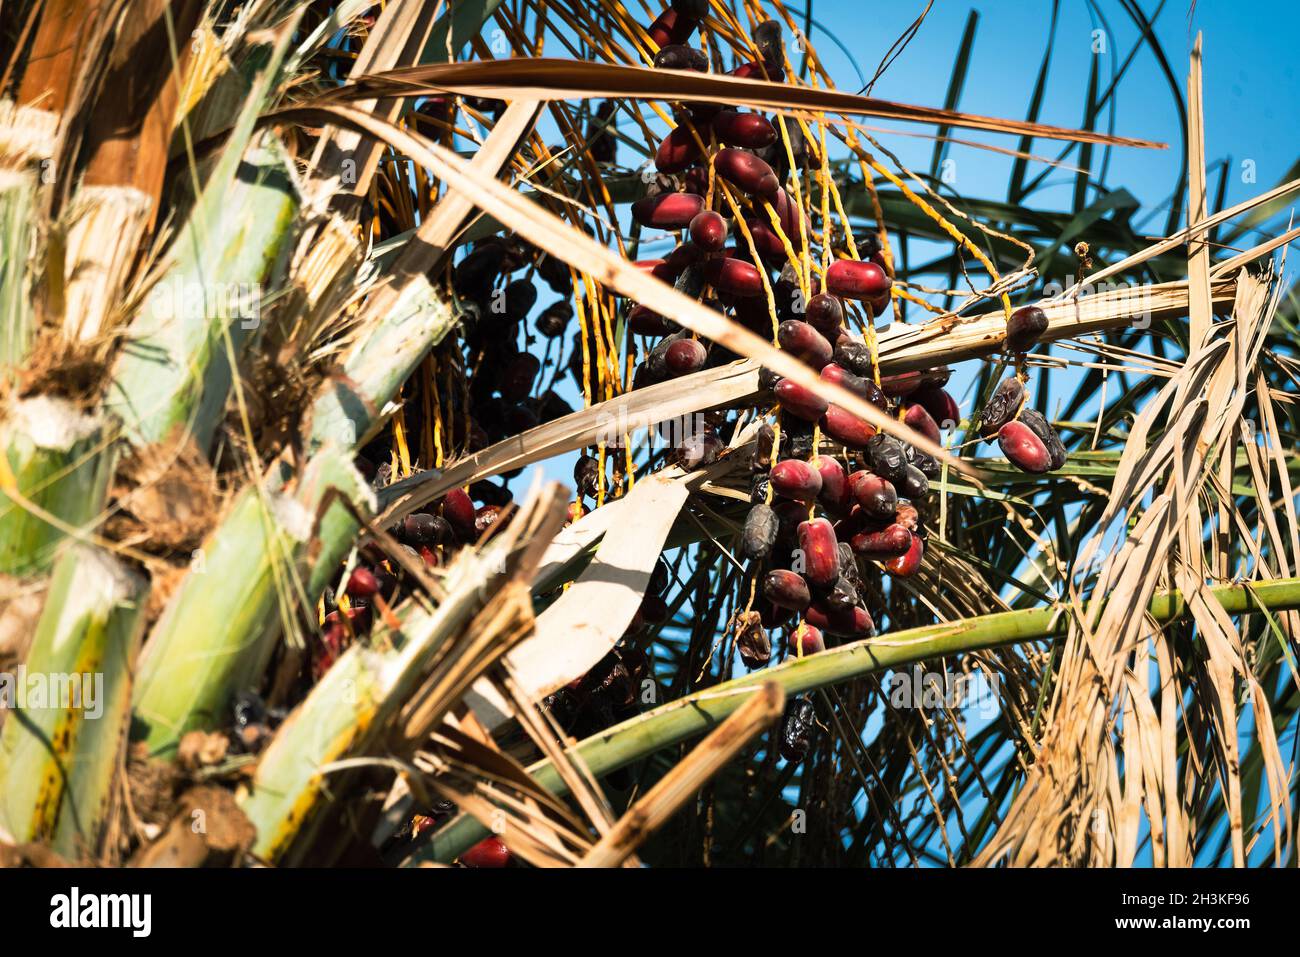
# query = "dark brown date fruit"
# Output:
<box><xmin>741</xmin><ymin>503</ymin><xmax>779</xmax><ymax>559</ymax></box>
<box><xmin>654</xmin><ymin>43</ymin><xmax>709</xmax><ymax>71</ymax></box>
<box><xmin>893</xmin><ymin>500</ymin><xmax>919</xmax><ymax>531</ymax></box>
<box><xmin>864</xmin><ymin>433</ymin><xmax>908</xmax><ymax>483</ymax></box>
<box><xmin>979</xmin><ymin>377</ymin><xmax>1025</xmax><ymax>439</ymax></box>
<box><xmin>780</xmin><ymin>696</ymin><xmax>815</xmax><ymax>762</ymax></box>
<box><xmin>804</xmin><ymin>293</ymin><xmax>844</xmax><ymax>337</ymax></box>
<box><xmin>899</xmin><ymin>464</ymin><xmax>929</xmax><ymax>500</ymax></box>
<box><xmin>753</xmin><ymin>423</ymin><xmax>777</xmax><ymax>470</ymax></box>
<box><xmin>574</xmin><ymin>454</ymin><xmax>600</xmax><ymax>498</ymax></box>
<box><xmin>536</xmin><ymin>301</ymin><xmax>572</xmax><ymax>338</ymax></box>
<box><xmin>402</xmin><ymin>512</ymin><xmax>449</xmax><ymax>546</ymax></box>
<box><xmin>1006</xmin><ymin>305</ymin><xmax>1048</xmax><ymax>352</ymax></box>
<box><xmin>735</xmin><ymin>611</ymin><xmax>771</xmax><ymax>668</ymax></box>
<box><xmin>501</xmin><ymin>353</ymin><xmax>540</xmax><ymax>401</ymax></box>
<box><xmin>675</xmin><ymin>430</ymin><xmax>723</xmax><ymax>468</ymax></box>
<box><xmin>824</xmin><ymin>575</ymin><xmax>860</xmax><ymax>612</ymax></box>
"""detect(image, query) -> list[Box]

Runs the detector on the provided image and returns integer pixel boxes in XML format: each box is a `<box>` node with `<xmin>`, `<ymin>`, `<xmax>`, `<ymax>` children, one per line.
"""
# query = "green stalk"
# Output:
<box><xmin>130</xmin><ymin>285</ymin><xmax>458</xmax><ymax>758</ymax></box>
<box><xmin>415</xmin><ymin>577</ymin><xmax>1300</xmax><ymax>864</ymax></box>
<box><xmin>0</xmin><ymin>396</ymin><xmax>113</xmax><ymax>575</ymax></box>
<box><xmin>239</xmin><ymin>527</ymin><xmax>520</xmax><ymax>864</ymax></box>
<box><xmin>104</xmin><ymin>132</ymin><xmax>298</xmax><ymax>451</ymax></box>
<box><xmin>129</xmin><ymin>444</ymin><xmax>372</xmax><ymax>756</ymax></box>
<box><xmin>0</xmin><ymin>167</ymin><xmax>37</xmax><ymax>375</ymax></box>
<box><xmin>0</xmin><ymin>544</ymin><xmax>147</xmax><ymax>858</ymax></box>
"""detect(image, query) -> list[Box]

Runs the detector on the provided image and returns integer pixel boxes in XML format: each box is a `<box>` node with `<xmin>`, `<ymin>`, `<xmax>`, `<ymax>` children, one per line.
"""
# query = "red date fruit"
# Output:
<box><xmin>1006</xmin><ymin>305</ymin><xmax>1048</xmax><ymax>352</ymax></box>
<box><xmin>788</xmin><ymin>622</ymin><xmax>825</xmax><ymax>656</ymax></box>
<box><xmin>664</xmin><ymin>338</ymin><xmax>707</xmax><ymax>377</ymax></box>
<box><xmin>803</xmin><ymin>602</ymin><xmax>875</xmax><ymax>638</ymax></box>
<box><xmin>442</xmin><ymin>487</ymin><xmax>478</xmax><ymax>540</ymax></box>
<box><xmin>743</xmin><ymin>217</ymin><xmax>788</xmax><ymax>261</ymax></box>
<box><xmin>913</xmin><ymin>385</ymin><xmax>960</xmax><ymax>431</ymax></box>
<box><xmin>632</xmin><ymin>192</ymin><xmax>705</xmax><ymax>229</ymax></box>
<box><xmin>826</xmin><ymin>259</ymin><xmax>891</xmax><ymax>300</ymax></box>
<box><xmin>820</xmin><ymin>405</ymin><xmax>876</xmax><ymax>448</ymax></box>
<box><xmin>712</xmin><ymin>110</ymin><xmax>778</xmax><ymax>148</ymax></box>
<box><xmin>345</xmin><ymin>566</ymin><xmax>380</xmax><ymax>599</ymax></box>
<box><xmin>849</xmin><ymin>523</ymin><xmax>912</xmax><ymax>557</ymax></box>
<box><xmin>797</xmin><ymin>517</ymin><xmax>840</xmax><ymax>587</ymax></box>
<box><xmin>848</xmin><ymin>471</ymin><xmax>897</xmax><ymax>520</ymax></box>
<box><xmin>731</xmin><ymin>58</ymin><xmax>785</xmax><ymax>82</ymax></box>
<box><xmin>774</xmin><ymin>378</ymin><xmax>829</xmax><ymax>422</ymax></box>
<box><xmin>655</xmin><ymin>126</ymin><xmax>704</xmax><ymax>174</ymax></box>
<box><xmin>819</xmin><ymin>362</ymin><xmax>870</xmax><ymax>400</ymax></box>
<box><xmin>688</xmin><ymin>210</ymin><xmax>728</xmax><ymax>251</ymax></box>
<box><xmin>804</xmin><ymin>293</ymin><xmax>844</xmax><ymax>337</ymax></box>
<box><xmin>763</xmin><ymin>569</ymin><xmax>812</xmax><ymax>611</ymax></box>
<box><xmin>629</xmin><ymin>304</ymin><xmax>677</xmax><ymax>336</ymax></box>
<box><xmin>703</xmin><ymin>256</ymin><xmax>765</xmax><ymax>297</ymax></box>
<box><xmin>815</xmin><ymin>456</ymin><xmax>849</xmax><ymax>513</ymax></box>
<box><xmin>777</xmin><ymin>320</ymin><xmax>833</xmax><ymax>369</ymax></box>
<box><xmin>1018</xmin><ymin>408</ymin><xmax>1068</xmax><ymax>470</ymax></box>
<box><xmin>766</xmin><ymin>189</ymin><xmax>808</xmax><ymax>247</ymax></box>
<box><xmin>648</xmin><ymin>8</ymin><xmax>698</xmax><ymax>47</ymax></box>
<box><xmin>714</xmin><ymin>148</ymin><xmax>780</xmax><ymax>197</ymax></box>
<box><xmin>903</xmin><ymin>402</ymin><xmax>940</xmax><ymax>444</ymax></box>
<box><xmin>998</xmin><ymin>420</ymin><xmax>1051</xmax><ymax>473</ymax></box>
<box><xmin>462</xmin><ymin>836</ymin><xmax>512</xmax><ymax>868</ymax></box>
<box><xmin>884</xmin><ymin>532</ymin><xmax>923</xmax><ymax>577</ymax></box>
<box><xmin>769</xmin><ymin>458</ymin><xmax>823</xmax><ymax>502</ymax></box>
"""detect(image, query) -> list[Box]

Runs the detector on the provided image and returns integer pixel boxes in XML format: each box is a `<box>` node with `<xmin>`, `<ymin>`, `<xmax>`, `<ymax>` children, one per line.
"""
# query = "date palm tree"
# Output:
<box><xmin>0</xmin><ymin>0</ymin><xmax>1296</xmax><ymax>868</ymax></box>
